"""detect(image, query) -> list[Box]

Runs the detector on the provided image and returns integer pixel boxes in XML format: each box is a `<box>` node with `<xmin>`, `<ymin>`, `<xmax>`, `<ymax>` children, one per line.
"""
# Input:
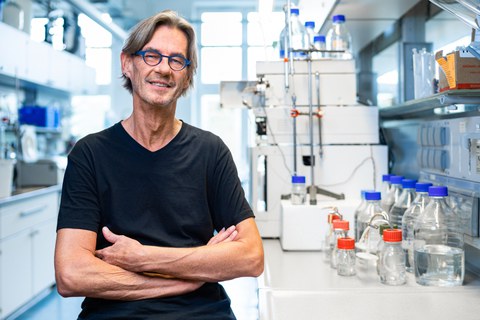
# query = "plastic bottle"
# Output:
<box><xmin>378</xmin><ymin>229</ymin><xmax>406</xmax><ymax>285</ymax></box>
<box><xmin>380</xmin><ymin>174</ymin><xmax>392</xmax><ymax>201</ymax></box>
<box><xmin>337</xmin><ymin>237</ymin><xmax>356</xmax><ymax>276</ymax></box>
<box><xmin>304</xmin><ymin>21</ymin><xmax>316</xmax><ymax>48</ymax></box>
<box><xmin>291</xmin><ymin>175</ymin><xmax>306</xmax><ymax>205</ymax></box>
<box><xmin>381</xmin><ymin>175</ymin><xmax>404</xmax><ymax>213</ymax></box>
<box><xmin>356</xmin><ymin>191</ymin><xmax>388</xmax><ymax>254</ymax></box>
<box><xmin>414</xmin><ymin>186</ymin><xmax>464</xmax><ymax>286</ymax></box>
<box><xmin>401</xmin><ymin>182</ymin><xmax>432</xmax><ymax>273</ymax></box>
<box><xmin>388</xmin><ymin>179</ymin><xmax>417</xmax><ymax>229</ymax></box>
<box><xmin>326</xmin><ymin>14</ymin><xmax>352</xmax><ymax>59</ymax></box>
<box><xmin>330</xmin><ymin>220</ymin><xmax>349</xmax><ymax>269</ymax></box>
<box><xmin>324</xmin><ymin>212</ymin><xmax>341</xmax><ymax>262</ymax></box>
<box><xmin>279</xmin><ymin>8</ymin><xmax>309</xmax><ymax>59</ymax></box>
<box><xmin>312</xmin><ymin>35</ymin><xmax>326</xmax><ymax>59</ymax></box>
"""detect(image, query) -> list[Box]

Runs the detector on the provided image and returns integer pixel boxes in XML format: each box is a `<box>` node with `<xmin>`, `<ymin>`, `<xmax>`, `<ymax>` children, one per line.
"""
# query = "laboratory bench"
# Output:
<box><xmin>258</xmin><ymin>239</ymin><xmax>480</xmax><ymax>320</ymax></box>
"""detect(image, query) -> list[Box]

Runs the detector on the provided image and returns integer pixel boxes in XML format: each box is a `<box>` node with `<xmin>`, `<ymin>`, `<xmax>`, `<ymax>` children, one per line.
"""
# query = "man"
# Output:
<box><xmin>54</xmin><ymin>10</ymin><xmax>264</xmax><ymax>319</ymax></box>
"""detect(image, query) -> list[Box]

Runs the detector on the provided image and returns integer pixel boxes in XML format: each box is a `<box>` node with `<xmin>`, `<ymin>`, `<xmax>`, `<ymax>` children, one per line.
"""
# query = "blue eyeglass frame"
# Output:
<box><xmin>134</xmin><ymin>49</ymin><xmax>191</xmax><ymax>71</ymax></box>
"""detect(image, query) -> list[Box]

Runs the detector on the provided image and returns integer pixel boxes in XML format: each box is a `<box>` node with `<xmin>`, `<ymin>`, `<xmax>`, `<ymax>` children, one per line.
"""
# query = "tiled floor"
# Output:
<box><xmin>10</xmin><ymin>278</ymin><xmax>259</xmax><ymax>320</ymax></box>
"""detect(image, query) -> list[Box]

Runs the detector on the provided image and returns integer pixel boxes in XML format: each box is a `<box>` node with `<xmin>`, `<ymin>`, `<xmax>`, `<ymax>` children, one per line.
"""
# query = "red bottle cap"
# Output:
<box><xmin>328</xmin><ymin>214</ymin><xmax>340</xmax><ymax>223</ymax></box>
<box><xmin>337</xmin><ymin>237</ymin><xmax>355</xmax><ymax>249</ymax></box>
<box><xmin>333</xmin><ymin>220</ymin><xmax>349</xmax><ymax>230</ymax></box>
<box><xmin>383</xmin><ymin>229</ymin><xmax>402</xmax><ymax>242</ymax></box>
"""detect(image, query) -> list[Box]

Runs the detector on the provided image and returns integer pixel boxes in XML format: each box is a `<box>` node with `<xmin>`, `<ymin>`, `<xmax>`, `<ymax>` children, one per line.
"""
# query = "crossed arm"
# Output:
<box><xmin>54</xmin><ymin>217</ymin><xmax>264</xmax><ymax>300</ymax></box>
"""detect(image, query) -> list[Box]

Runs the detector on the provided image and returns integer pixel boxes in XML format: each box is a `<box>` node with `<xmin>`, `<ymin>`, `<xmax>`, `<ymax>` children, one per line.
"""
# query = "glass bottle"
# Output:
<box><xmin>354</xmin><ymin>189</ymin><xmax>373</xmax><ymax>241</ymax></box>
<box><xmin>330</xmin><ymin>220</ymin><xmax>349</xmax><ymax>269</ymax></box>
<box><xmin>380</xmin><ymin>174</ymin><xmax>392</xmax><ymax>201</ymax></box>
<box><xmin>304</xmin><ymin>21</ymin><xmax>316</xmax><ymax>48</ymax></box>
<box><xmin>337</xmin><ymin>237</ymin><xmax>356</xmax><ymax>276</ymax></box>
<box><xmin>401</xmin><ymin>182</ymin><xmax>432</xmax><ymax>273</ymax></box>
<box><xmin>389</xmin><ymin>179</ymin><xmax>417</xmax><ymax>229</ymax></box>
<box><xmin>312</xmin><ymin>35</ymin><xmax>326</xmax><ymax>59</ymax></box>
<box><xmin>326</xmin><ymin>14</ymin><xmax>352</xmax><ymax>59</ymax></box>
<box><xmin>356</xmin><ymin>191</ymin><xmax>388</xmax><ymax>254</ymax></box>
<box><xmin>324</xmin><ymin>212</ymin><xmax>341</xmax><ymax>262</ymax></box>
<box><xmin>279</xmin><ymin>8</ymin><xmax>308</xmax><ymax>59</ymax></box>
<box><xmin>378</xmin><ymin>229</ymin><xmax>406</xmax><ymax>285</ymax></box>
<box><xmin>414</xmin><ymin>186</ymin><xmax>464</xmax><ymax>286</ymax></box>
<box><xmin>381</xmin><ymin>175</ymin><xmax>404</xmax><ymax>213</ymax></box>
<box><xmin>291</xmin><ymin>175</ymin><xmax>306</xmax><ymax>205</ymax></box>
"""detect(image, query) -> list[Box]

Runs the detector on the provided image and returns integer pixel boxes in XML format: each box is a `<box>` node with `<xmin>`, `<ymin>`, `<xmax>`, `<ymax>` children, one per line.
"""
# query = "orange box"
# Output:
<box><xmin>435</xmin><ymin>49</ymin><xmax>480</xmax><ymax>91</ymax></box>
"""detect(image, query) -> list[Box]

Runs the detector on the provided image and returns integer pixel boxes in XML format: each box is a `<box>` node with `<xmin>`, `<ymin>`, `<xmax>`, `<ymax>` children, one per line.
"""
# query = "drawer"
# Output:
<box><xmin>0</xmin><ymin>192</ymin><xmax>59</xmax><ymax>239</ymax></box>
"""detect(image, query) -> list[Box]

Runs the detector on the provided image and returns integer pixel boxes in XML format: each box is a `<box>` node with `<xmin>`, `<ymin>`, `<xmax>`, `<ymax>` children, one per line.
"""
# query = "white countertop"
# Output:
<box><xmin>259</xmin><ymin>239</ymin><xmax>480</xmax><ymax>320</ymax></box>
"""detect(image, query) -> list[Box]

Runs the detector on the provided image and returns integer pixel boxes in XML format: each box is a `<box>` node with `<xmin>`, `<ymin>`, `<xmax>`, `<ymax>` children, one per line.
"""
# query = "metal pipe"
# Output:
<box><xmin>307</xmin><ymin>55</ymin><xmax>316</xmax><ymax>205</ymax></box>
<box><xmin>292</xmin><ymin>95</ymin><xmax>298</xmax><ymax>175</ymax></box>
<box><xmin>315</xmin><ymin>72</ymin><xmax>323</xmax><ymax>158</ymax></box>
<box><xmin>64</xmin><ymin>0</ymin><xmax>128</xmax><ymax>40</ymax></box>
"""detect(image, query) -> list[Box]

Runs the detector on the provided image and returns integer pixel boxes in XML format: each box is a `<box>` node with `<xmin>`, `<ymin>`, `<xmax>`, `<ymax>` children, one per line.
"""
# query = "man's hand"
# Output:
<box><xmin>95</xmin><ymin>226</ymin><xmax>238</xmax><ymax>273</ymax></box>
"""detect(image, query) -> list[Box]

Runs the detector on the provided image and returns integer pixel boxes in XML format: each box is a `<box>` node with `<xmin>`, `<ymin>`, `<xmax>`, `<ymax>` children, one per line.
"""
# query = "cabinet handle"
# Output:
<box><xmin>20</xmin><ymin>205</ymin><xmax>48</xmax><ymax>217</ymax></box>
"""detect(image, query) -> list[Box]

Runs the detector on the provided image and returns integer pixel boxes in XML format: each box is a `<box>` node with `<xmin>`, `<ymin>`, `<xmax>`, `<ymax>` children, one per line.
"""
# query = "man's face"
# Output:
<box><xmin>122</xmin><ymin>25</ymin><xmax>190</xmax><ymax>109</ymax></box>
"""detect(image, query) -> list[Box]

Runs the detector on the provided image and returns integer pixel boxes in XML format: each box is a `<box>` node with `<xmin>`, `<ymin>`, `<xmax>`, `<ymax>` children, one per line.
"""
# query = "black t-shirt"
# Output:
<box><xmin>57</xmin><ymin>121</ymin><xmax>254</xmax><ymax>319</ymax></box>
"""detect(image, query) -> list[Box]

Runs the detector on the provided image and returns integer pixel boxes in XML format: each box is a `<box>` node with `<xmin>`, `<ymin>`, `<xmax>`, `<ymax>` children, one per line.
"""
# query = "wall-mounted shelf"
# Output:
<box><xmin>379</xmin><ymin>89</ymin><xmax>480</xmax><ymax>121</ymax></box>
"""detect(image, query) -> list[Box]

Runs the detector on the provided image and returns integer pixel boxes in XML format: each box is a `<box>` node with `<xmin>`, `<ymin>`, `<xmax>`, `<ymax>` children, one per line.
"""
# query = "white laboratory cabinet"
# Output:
<box><xmin>0</xmin><ymin>22</ymin><xmax>96</xmax><ymax>95</ymax></box>
<box><xmin>0</xmin><ymin>187</ymin><xmax>59</xmax><ymax>319</ymax></box>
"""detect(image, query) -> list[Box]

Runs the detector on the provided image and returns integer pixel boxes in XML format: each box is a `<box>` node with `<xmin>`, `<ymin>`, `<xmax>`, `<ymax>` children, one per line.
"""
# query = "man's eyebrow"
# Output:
<box><xmin>143</xmin><ymin>46</ymin><xmax>187</xmax><ymax>57</ymax></box>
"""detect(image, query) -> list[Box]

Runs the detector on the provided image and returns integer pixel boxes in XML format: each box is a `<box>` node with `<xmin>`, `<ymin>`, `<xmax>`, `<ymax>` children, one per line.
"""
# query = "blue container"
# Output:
<box><xmin>19</xmin><ymin>105</ymin><xmax>60</xmax><ymax>128</ymax></box>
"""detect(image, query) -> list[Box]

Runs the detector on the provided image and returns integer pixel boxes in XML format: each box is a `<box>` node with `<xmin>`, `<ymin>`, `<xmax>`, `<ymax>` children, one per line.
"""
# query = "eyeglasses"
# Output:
<box><xmin>134</xmin><ymin>49</ymin><xmax>191</xmax><ymax>71</ymax></box>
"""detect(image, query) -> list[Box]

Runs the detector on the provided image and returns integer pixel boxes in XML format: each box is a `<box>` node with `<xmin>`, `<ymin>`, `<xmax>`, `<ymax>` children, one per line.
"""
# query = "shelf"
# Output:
<box><xmin>379</xmin><ymin>89</ymin><xmax>480</xmax><ymax>120</ymax></box>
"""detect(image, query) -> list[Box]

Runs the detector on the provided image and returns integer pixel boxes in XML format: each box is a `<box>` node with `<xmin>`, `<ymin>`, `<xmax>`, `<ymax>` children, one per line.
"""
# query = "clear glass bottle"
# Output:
<box><xmin>279</xmin><ymin>8</ymin><xmax>308</xmax><ymax>59</ymax></box>
<box><xmin>401</xmin><ymin>182</ymin><xmax>432</xmax><ymax>273</ymax></box>
<box><xmin>304</xmin><ymin>21</ymin><xmax>316</xmax><ymax>48</ymax></box>
<box><xmin>354</xmin><ymin>189</ymin><xmax>373</xmax><ymax>241</ymax></box>
<box><xmin>380</xmin><ymin>174</ymin><xmax>392</xmax><ymax>202</ymax></box>
<box><xmin>312</xmin><ymin>35</ymin><xmax>326</xmax><ymax>59</ymax></box>
<box><xmin>291</xmin><ymin>175</ymin><xmax>306</xmax><ymax>205</ymax></box>
<box><xmin>378</xmin><ymin>229</ymin><xmax>406</xmax><ymax>285</ymax></box>
<box><xmin>389</xmin><ymin>179</ymin><xmax>417</xmax><ymax>229</ymax></box>
<box><xmin>324</xmin><ymin>212</ymin><xmax>341</xmax><ymax>262</ymax></box>
<box><xmin>326</xmin><ymin>14</ymin><xmax>352</xmax><ymax>59</ymax></box>
<box><xmin>356</xmin><ymin>191</ymin><xmax>388</xmax><ymax>254</ymax></box>
<box><xmin>381</xmin><ymin>175</ymin><xmax>404</xmax><ymax>213</ymax></box>
<box><xmin>337</xmin><ymin>237</ymin><xmax>356</xmax><ymax>276</ymax></box>
<box><xmin>330</xmin><ymin>220</ymin><xmax>349</xmax><ymax>269</ymax></box>
<box><xmin>414</xmin><ymin>186</ymin><xmax>464</xmax><ymax>286</ymax></box>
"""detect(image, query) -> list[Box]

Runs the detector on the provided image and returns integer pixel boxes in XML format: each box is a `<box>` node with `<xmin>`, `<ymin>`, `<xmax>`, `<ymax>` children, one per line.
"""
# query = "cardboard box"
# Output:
<box><xmin>435</xmin><ymin>49</ymin><xmax>480</xmax><ymax>91</ymax></box>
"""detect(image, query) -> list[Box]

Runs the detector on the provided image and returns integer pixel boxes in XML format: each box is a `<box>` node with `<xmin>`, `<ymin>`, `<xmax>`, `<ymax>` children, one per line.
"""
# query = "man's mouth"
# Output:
<box><xmin>147</xmin><ymin>80</ymin><xmax>173</xmax><ymax>88</ymax></box>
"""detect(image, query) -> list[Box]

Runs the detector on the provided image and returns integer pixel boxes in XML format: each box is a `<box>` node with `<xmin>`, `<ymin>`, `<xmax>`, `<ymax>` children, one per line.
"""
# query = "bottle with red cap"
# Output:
<box><xmin>324</xmin><ymin>212</ymin><xmax>341</xmax><ymax>262</ymax></box>
<box><xmin>337</xmin><ymin>237</ymin><xmax>356</xmax><ymax>276</ymax></box>
<box><xmin>330</xmin><ymin>220</ymin><xmax>349</xmax><ymax>269</ymax></box>
<box><xmin>377</xmin><ymin>229</ymin><xmax>406</xmax><ymax>285</ymax></box>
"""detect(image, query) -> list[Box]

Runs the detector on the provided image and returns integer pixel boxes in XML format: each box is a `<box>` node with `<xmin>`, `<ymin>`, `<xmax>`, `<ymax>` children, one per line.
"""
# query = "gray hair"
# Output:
<box><xmin>121</xmin><ymin>10</ymin><xmax>197</xmax><ymax>96</ymax></box>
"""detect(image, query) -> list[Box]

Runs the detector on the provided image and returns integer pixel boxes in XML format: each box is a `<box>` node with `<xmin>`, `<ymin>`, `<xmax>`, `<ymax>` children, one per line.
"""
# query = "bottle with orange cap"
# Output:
<box><xmin>330</xmin><ymin>220</ymin><xmax>350</xmax><ymax>269</ymax></box>
<box><xmin>337</xmin><ymin>237</ymin><xmax>356</xmax><ymax>276</ymax></box>
<box><xmin>324</xmin><ymin>212</ymin><xmax>341</xmax><ymax>262</ymax></box>
<box><xmin>377</xmin><ymin>229</ymin><xmax>406</xmax><ymax>285</ymax></box>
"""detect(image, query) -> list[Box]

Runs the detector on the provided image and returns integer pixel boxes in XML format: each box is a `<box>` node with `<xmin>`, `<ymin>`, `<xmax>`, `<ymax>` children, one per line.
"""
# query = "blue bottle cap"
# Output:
<box><xmin>360</xmin><ymin>189</ymin><xmax>375</xmax><ymax>198</ymax></box>
<box><xmin>382</xmin><ymin>174</ymin><xmax>392</xmax><ymax>182</ymax></box>
<box><xmin>332</xmin><ymin>14</ymin><xmax>346</xmax><ymax>23</ymax></box>
<box><xmin>415</xmin><ymin>182</ymin><xmax>432</xmax><ymax>192</ymax></box>
<box><xmin>428</xmin><ymin>186</ymin><xmax>448</xmax><ymax>197</ymax></box>
<box><xmin>305</xmin><ymin>21</ymin><xmax>315</xmax><ymax>28</ymax></box>
<box><xmin>401</xmin><ymin>179</ymin><xmax>417</xmax><ymax>189</ymax></box>
<box><xmin>290</xmin><ymin>8</ymin><xmax>299</xmax><ymax>15</ymax></box>
<box><xmin>314</xmin><ymin>35</ymin><xmax>326</xmax><ymax>43</ymax></box>
<box><xmin>390</xmin><ymin>175</ymin><xmax>404</xmax><ymax>185</ymax></box>
<box><xmin>365</xmin><ymin>191</ymin><xmax>381</xmax><ymax>201</ymax></box>
<box><xmin>292</xmin><ymin>175</ymin><xmax>306</xmax><ymax>183</ymax></box>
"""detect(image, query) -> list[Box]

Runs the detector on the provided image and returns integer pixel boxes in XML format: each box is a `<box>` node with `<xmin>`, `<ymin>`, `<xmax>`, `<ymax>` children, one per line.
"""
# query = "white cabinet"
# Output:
<box><xmin>0</xmin><ymin>22</ymin><xmax>97</xmax><ymax>94</ymax></box>
<box><xmin>0</xmin><ymin>190</ymin><xmax>59</xmax><ymax>319</ymax></box>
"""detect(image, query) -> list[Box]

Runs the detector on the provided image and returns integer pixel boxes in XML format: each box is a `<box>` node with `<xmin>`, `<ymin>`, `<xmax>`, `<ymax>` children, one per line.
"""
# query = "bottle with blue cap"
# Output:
<box><xmin>389</xmin><ymin>178</ymin><xmax>417</xmax><ymax>229</ymax></box>
<box><xmin>380</xmin><ymin>174</ymin><xmax>392</xmax><ymax>202</ymax></box>
<box><xmin>381</xmin><ymin>175</ymin><xmax>404</xmax><ymax>213</ymax></box>
<box><xmin>326</xmin><ymin>14</ymin><xmax>352</xmax><ymax>59</ymax></box>
<box><xmin>354</xmin><ymin>189</ymin><xmax>374</xmax><ymax>241</ymax></box>
<box><xmin>414</xmin><ymin>186</ymin><xmax>464</xmax><ymax>286</ymax></box>
<box><xmin>304</xmin><ymin>21</ymin><xmax>316</xmax><ymax>48</ymax></box>
<box><xmin>356</xmin><ymin>191</ymin><xmax>388</xmax><ymax>255</ymax></box>
<box><xmin>279</xmin><ymin>8</ymin><xmax>309</xmax><ymax>59</ymax></box>
<box><xmin>401</xmin><ymin>182</ymin><xmax>432</xmax><ymax>273</ymax></box>
<box><xmin>291</xmin><ymin>175</ymin><xmax>306</xmax><ymax>205</ymax></box>
<box><xmin>312</xmin><ymin>35</ymin><xmax>326</xmax><ymax>59</ymax></box>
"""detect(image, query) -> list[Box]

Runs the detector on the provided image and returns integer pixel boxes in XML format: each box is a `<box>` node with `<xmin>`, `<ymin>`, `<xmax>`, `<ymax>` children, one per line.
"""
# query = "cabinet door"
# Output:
<box><xmin>0</xmin><ymin>231</ymin><xmax>32</xmax><ymax>318</ymax></box>
<box><xmin>32</xmin><ymin>219</ymin><xmax>57</xmax><ymax>296</ymax></box>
